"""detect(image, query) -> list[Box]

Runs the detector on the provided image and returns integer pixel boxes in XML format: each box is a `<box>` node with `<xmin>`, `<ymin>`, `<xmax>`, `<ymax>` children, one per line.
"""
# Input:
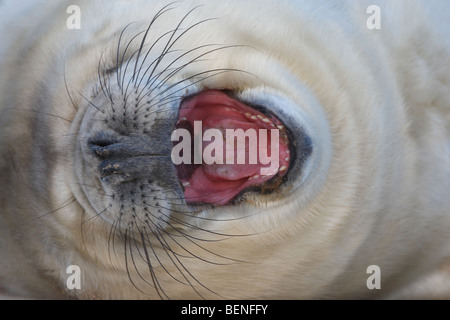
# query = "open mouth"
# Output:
<box><xmin>174</xmin><ymin>90</ymin><xmax>291</xmax><ymax>205</ymax></box>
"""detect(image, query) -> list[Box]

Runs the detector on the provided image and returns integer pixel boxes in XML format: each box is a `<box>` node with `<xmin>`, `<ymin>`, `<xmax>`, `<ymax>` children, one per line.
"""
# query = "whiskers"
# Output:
<box><xmin>54</xmin><ymin>3</ymin><xmax>262</xmax><ymax>299</ymax></box>
<box><xmin>65</xmin><ymin>178</ymin><xmax>255</xmax><ymax>299</ymax></box>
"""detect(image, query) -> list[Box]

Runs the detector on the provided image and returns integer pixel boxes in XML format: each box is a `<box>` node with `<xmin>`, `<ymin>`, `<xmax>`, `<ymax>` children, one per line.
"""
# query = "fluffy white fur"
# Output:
<box><xmin>0</xmin><ymin>0</ymin><xmax>449</xmax><ymax>299</ymax></box>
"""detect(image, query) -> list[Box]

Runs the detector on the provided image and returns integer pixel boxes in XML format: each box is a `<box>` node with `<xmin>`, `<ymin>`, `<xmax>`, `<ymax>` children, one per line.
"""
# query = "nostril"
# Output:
<box><xmin>88</xmin><ymin>132</ymin><xmax>119</xmax><ymax>159</ymax></box>
<box><xmin>91</xmin><ymin>145</ymin><xmax>112</xmax><ymax>158</ymax></box>
<box><xmin>100</xmin><ymin>162</ymin><xmax>123</xmax><ymax>177</ymax></box>
<box><xmin>89</xmin><ymin>131</ymin><xmax>117</xmax><ymax>147</ymax></box>
<box><xmin>91</xmin><ymin>139</ymin><xmax>114</xmax><ymax>148</ymax></box>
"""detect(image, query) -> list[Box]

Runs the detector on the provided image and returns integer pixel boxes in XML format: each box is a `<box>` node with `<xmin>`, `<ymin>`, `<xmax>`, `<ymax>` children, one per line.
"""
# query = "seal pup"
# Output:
<box><xmin>0</xmin><ymin>0</ymin><xmax>449</xmax><ymax>299</ymax></box>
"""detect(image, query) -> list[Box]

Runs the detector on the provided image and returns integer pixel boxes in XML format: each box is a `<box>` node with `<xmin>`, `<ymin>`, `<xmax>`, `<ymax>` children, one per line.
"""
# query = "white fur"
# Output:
<box><xmin>0</xmin><ymin>0</ymin><xmax>449</xmax><ymax>299</ymax></box>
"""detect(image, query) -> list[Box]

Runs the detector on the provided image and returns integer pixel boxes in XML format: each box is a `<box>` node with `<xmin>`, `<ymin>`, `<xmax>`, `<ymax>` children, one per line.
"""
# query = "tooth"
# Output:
<box><xmin>277</xmin><ymin>125</ymin><xmax>284</xmax><ymax>130</ymax></box>
<box><xmin>177</xmin><ymin>117</ymin><xmax>188</xmax><ymax>124</ymax></box>
<box><xmin>279</xmin><ymin>166</ymin><xmax>287</xmax><ymax>172</ymax></box>
<box><xmin>257</xmin><ymin>115</ymin><xmax>264</xmax><ymax>119</ymax></box>
<box><xmin>245</xmin><ymin>112</ymin><xmax>252</xmax><ymax>118</ymax></box>
<box><xmin>285</xmin><ymin>157</ymin><xmax>289</xmax><ymax>161</ymax></box>
<box><xmin>250</xmin><ymin>115</ymin><xmax>257</xmax><ymax>120</ymax></box>
<box><xmin>182</xmin><ymin>182</ymin><xmax>190</xmax><ymax>187</ymax></box>
<box><xmin>286</xmin><ymin>150</ymin><xmax>290</xmax><ymax>154</ymax></box>
<box><xmin>262</xmin><ymin>118</ymin><xmax>271</xmax><ymax>123</ymax></box>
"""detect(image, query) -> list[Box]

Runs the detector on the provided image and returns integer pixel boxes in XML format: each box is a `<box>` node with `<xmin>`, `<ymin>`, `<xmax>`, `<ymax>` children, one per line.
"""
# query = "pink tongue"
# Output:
<box><xmin>177</xmin><ymin>90</ymin><xmax>290</xmax><ymax>205</ymax></box>
<box><xmin>201</xmin><ymin>116</ymin><xmax>262</xmax><ymax>181</ymax></box>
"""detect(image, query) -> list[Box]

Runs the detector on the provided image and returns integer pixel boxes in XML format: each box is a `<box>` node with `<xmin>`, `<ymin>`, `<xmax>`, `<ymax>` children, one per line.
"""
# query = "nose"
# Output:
<box><xmin>87</xmin><ymin>131</ymin><xmax>174</xmax><ymax>183</ymax></box>
<box><xmin>88</xmin><ymin>131</ymin><xmax>119</xmax><ymax>159</ymax></box>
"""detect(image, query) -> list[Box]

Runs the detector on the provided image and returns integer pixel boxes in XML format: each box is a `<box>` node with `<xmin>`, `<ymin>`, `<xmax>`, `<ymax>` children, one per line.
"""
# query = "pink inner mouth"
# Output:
<box><xmin>175</xmin><ymin>90</ymin><xmax>290</xmax><ymax>205</ymax></box>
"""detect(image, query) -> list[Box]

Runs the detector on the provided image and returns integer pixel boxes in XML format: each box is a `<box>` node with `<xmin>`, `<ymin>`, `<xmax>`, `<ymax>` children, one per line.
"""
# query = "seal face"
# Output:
<box><xmin>1</xmin><ymin>0</ymin><xmax>450</xmax><ymax>299</ymax></box>
<box><xmin>71</xmin><ymin>26</ymin><xmax>314</xmax><ymax>235</ymax></box>
<box><xmin>57</xmin><ymin>5</ymin><xmax>319</xmax><ymax>298</ymax></box>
